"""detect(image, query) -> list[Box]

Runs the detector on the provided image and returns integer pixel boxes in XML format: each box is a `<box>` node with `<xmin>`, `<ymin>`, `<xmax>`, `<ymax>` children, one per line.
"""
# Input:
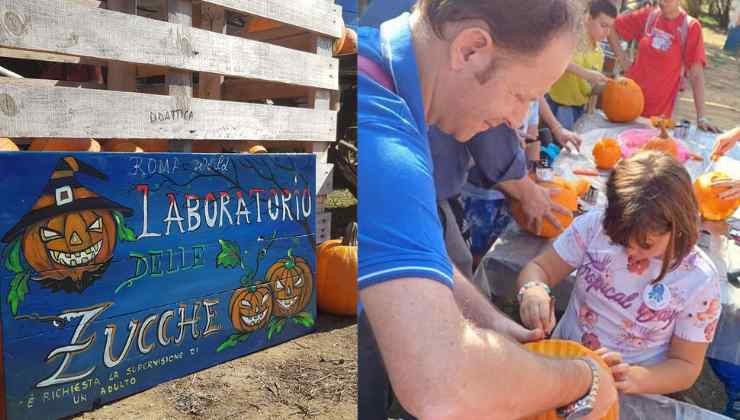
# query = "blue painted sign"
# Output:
<box><xmin>0</xmin><ymin>152</ymin><xmax>317</xmax><ymax>419</ymax></box>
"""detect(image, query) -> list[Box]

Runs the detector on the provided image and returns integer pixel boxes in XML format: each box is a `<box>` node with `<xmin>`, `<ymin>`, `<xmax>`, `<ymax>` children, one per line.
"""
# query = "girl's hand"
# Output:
<box><xmin>595</xmin><ymin>348</ymin><xmax>640</xmax><ymax>394</ymax></box>
<box><xmin>585</xmin><ymin>70</ymin><xmax>609</xmax><ymax>87</ymax></box>
<box><xmin>519</xmin><ymin>285</ymin><xmax>555</xmax><ymax>334</ymax></box>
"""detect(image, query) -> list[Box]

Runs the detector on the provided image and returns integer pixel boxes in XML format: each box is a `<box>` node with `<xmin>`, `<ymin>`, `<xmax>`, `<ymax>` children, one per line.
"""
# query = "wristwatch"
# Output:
<box><xmin>557</xmin><ymin>357</ymin><xmax>600</xmax><ymax>419</ymax></box>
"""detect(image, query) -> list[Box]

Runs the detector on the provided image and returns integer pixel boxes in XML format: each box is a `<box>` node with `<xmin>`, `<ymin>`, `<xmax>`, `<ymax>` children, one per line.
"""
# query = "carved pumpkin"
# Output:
<box><xmin>592</xmin><ymin>137</ymin><xmax>621</xmax><ymax>170</ymax></box>
<box><xmin>694</xmin><ymin>171</ymin><xmax>740</xmax><ymax>221</ymax></box>
<box><xmin>642</xmin><ymin>125</ymin><xmax>678</xmax><ymax>159</ymax></box>
<box><xmin>23</xmin><ymin>209</ymin><xmax>117</xmax><ymax>292</ymax></box>
<box><xmin>511</xmin><ymin>178</ymin><xmax>579</xmax><ymax>238</ymax></box>
<box><xmin>267</xmin><ymin>253</ymin><xmax>313</xmax><ymax>317</ymax></box>
<box><xmin>601</xmin><ymin>77</ymin><xmax>644</xmax><ymax>123</ymax></box>
<box><xmin>229</xmin><ymin>285</ymin><xmax>273</xmax><ymax>332</ymax></box>
<box><xmin>0</xmin><ymin>138</ymin><xmax>19</xmax><ymax>151</ymax></box>
<box><xmin>29</xmin><ymin>138</ymin><xmax>101</xmax><ymax>152</ymax></box>
<box><xmin>522</xmin><ymin>340</ymin><xmax>620</xmax><ymax>420</ymax></box>
<box><xmin>317</xmin><ymin>223</ymin><xmax>358</xmax><ymax>316</ymax></box>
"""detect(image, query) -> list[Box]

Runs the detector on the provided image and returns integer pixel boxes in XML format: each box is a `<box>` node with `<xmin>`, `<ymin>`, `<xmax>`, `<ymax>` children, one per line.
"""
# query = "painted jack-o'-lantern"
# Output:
<box><xmin>1</xmin><ymin>157</ymin><xmax>133</xmax><ymax>292</ymax></box>
<box><xmin>229</xmin><ymin>285</ymin><xmax>273</xmax><ymax>332</ymax></box>
<box><xmin>267</xmin><ymin>252</ymin><xmax>313</xmax><ymax>317</ymax></box>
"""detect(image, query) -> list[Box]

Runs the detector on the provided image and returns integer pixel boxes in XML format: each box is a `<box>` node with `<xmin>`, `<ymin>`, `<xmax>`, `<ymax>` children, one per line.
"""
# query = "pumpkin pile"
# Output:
<box><xmin>316</xmin><ymin>222</ymin><xmax>358</xmax><ymax>316</ymax></box>
<box><xmin>511</xmin><ymin>177</ymin><xmax>582</xmax><ymax>239</ymax></box>
<box><xmin>694</xmin><ymin>171</ymin><xmax>740</xmax><ymax>221</ymax></box>
<box><xmin>601</xmin><ymin>77</ymin><xmax>644</xmax><ymax>123</ymax></box>
<box><xmin>592</xmin><ymin>137</ymin><xmax>621</xmax><ymax>170</ymax></box>
<box><xmin>522</xmin><ymin>340</ymin><xmax>620</xmax><ymax>420</ymax></box>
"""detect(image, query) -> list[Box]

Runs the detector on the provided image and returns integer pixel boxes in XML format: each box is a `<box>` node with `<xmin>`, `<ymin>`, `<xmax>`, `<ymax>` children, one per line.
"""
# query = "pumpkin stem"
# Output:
<box><xmin>658</xmin><ymin>124</ymin><xmax>670</xmax><ymax>139</ymax></box>
<box><xmin>284</xmin><ymin>248</ymin><xmax>296</xmax><ymax>269</ymax></box>
<box><xmin>342</xmin><ymin>222</ymin><xmax>358</xmax><ymax>246</ymax></box>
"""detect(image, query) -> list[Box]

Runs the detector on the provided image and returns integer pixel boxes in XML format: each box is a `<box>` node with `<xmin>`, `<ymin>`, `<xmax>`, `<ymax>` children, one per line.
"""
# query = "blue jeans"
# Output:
<box><xmin>461</xmin><ymin>184</ymin><xmax>512</xmax><ymax>257</ymax></box>
<box><xmin>708</xmin><ymin>357</ymin><xmax>740</xmax><ymax>418</ymax></box>
<box><xmin>545</xmin><ymin>95</ymin><xmax>585</xmax><ymax>131</ymax></box>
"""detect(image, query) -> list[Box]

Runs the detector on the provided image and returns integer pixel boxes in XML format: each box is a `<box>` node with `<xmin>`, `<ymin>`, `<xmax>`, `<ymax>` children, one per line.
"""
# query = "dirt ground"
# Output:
<box><xmin>74</xmin><ymin>315</ymin><xmax>357</xmax><ymax>420</ymax></box>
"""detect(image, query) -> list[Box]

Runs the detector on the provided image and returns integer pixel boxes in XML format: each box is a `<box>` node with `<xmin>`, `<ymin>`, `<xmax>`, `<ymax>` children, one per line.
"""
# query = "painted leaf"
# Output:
<box><xmin>113</xmin><ymin>211</ymin><xmax>137</xmax><ymax>242</ymax></box>
<box><xmin>217</xmin><ymin>240</ymin><xmax>241</xmax><ymax>269</ymax></box>
<box><xmin>2</xmin><ymin>237</ymin><xmax>23</xmax><ymax>273</ymax></box>
<box><xmin>216</xmin><ymin>334</ymin><xmax>240</xmax><ymax>352</ymax></box>
<box><xmin>293</xmin><ymin>312</ymin><xmax>315</xmax><ymax>328</ymax></box>
<box><xmin>8</xmin><ymin>270</ymin><xmax>30</xmax><ymax>316</ymax></box>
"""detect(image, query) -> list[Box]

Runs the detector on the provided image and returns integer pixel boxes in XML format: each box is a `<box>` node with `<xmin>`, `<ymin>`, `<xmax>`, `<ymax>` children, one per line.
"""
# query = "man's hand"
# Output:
<box><xmin>521</xmin><ymin>183</ymin><xmax>573</xmax><ymax>236</ymax></box>
<box><xmin>583</xmin><ymin>356</ymin><xmax>620</xmax><ymax>420</ymax></box>
<box><xmin>494</xmin><ymin>316</ymin><xmax>546</xmax><ymax>343</ymax></box>
<box><xmin>698</xmin><ymin>118</ymin><xmax>721</xmax><ymax>134</ymax></box>
<box><xmin>553</xmin><ymin>126</ymin><xmax>583</xmax><ymax>151</ymax></box>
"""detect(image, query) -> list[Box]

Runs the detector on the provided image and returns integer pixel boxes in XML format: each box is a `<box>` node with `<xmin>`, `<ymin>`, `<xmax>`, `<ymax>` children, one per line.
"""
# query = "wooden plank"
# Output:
<box><xmin>0</xmin><ymin>152</ymin><xmax>317</xmax><ymax>420</ymax></box>
<box><xmin>203</xmin><ymin>0</ymin><xmax>342</xmax><ymax>38</ymax></box>
<box><xmin>0</xmin><ymin>47</ymin><xmax>103</xmax><ymax>66</ymax></box>
<box><xmin>307</xmin><ymin>35</ymin><xmax>336</xmax><ymax>200</ymax></box>
<box><xmin>316</xmin><ymin>211</ymin><xmax>331</xmax><ymax>243</ymax></box>
<box><xmin>167</xmin><ymin>0</ymin><xmax>194</xmax><ymax>153</ymax></box>
<box><xmin>222</xmin><ymin>79</ymin><xmax>309</xmax><ymax>102</ymax></box>
<box><xmin>0</xmin><ymin>83</ymin><xmax>336</xmax><ymax>141</ymax></box>
<box><xmin>106</xmin><ymin>0</ymin><xmax>138</xmax><ymax>93</ymax></box>
<box><xmin>0</xmin><ymin>0</ymin><xmax>338</xmax><ymax>90</ymax></box>
<box><xmin>0</xmin><ymin>77</ymin><xmax>103</xmax><ymax>90</ymax></box>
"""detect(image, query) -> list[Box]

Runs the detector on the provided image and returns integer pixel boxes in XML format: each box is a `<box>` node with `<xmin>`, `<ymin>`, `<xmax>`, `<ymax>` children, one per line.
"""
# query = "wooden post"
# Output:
<box><xmin>309</xmin><ymin>33</ymin><xmax>337</xmax><ymax>243</ymax></box>
<box><xmin>167</xmin><ymin>0</ymin><xmax>193</xmax><ymax>152</ymax></box>
<box><xmin>197</xmin><ymin>4</ymin><xmax>225</xmax><ymax>100</ymax></box>
<box><xmin>106</xmin><ymin>0</ymin><xmax>137</xmax><ymax>93</ymax></box>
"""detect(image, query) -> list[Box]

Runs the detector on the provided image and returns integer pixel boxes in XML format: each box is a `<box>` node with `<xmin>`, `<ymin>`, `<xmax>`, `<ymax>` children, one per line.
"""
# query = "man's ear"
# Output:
<box><xmin>449</xmin><ymin>27</ymin><xmax>494</xmax><ymax>72</ymax></box>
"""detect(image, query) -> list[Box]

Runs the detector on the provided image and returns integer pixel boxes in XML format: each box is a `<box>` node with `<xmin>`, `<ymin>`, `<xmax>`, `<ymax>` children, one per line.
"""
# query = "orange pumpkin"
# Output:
<box><xmin>316</xmin><ymin>223</ymin><xmax>357</xmax><ymax>316</ymax></box>
<box><xmin>511</xmin><ymin>178</ymin><xmax>579</xmax><ymax>238</ymax></box>
<box><xmin>572</xmin><ymin>178</ymin><xmax>592</xmax><ymax>197</ymax></box>
<box><xmin>29</xmin><ymin>138</ymin><xmax>101</xmax><ymax>152</ymax></box>
<box><xmin>267</xmin><ymin>253</ymin><xmax>313</xmax><ymax>317</ymax></box>
<box><xmin>333</xmin><ymin>26</ymin><xmax>358</xmax><ymax>56</ymax></box>
<box><xmin>23</xmin><ymin>209</ymin><xmax>117</xmax><ymax>292</ymax></box>
<box><xmin>642</xmin><ymin>125</ymin><xmax>678</xmax><ymax>159</ymax></box>
<box><xmin>592</xmin><ymin>137</ymin><xmax>621</xmax><ymax>170</ymax></box>
<box><xmin>0</xmin><ymin>138</ymin><xmax>19</xmax><ymax>151</ymax></box>
<box><xmin>694</xmin><ymin>171</ymin><xmax>740</xmax><ymax>221</ymax></box>
<box><xmin>248</xmin><ymin>145</ymin><xmax>268</xmax><ymax>154</ymax></box>
<box><xmin>522</xmin><ymin>340</ymin><xmax>620</xmax><ymax>420</ymax></box>
<box><xmin>649</xmin><ymin>116</ymin><xmax>674</xmax><ymax>129</ymax></box>
<box><xmin>601</xmin><ymin>77</ymin><xmax>644</xmax><ymax>123</ymax></box>
<box><xmin>229</xmin><ymin>285</ymin><xmax>273</xmax><ymax>333</ymax></box>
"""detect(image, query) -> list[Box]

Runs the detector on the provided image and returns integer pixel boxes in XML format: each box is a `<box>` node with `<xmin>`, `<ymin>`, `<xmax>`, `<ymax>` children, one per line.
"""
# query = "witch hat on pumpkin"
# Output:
<box><xmin>2</xmin><ymin>156</ymin><xmax>133</xmax><ymax>244</ymax></box>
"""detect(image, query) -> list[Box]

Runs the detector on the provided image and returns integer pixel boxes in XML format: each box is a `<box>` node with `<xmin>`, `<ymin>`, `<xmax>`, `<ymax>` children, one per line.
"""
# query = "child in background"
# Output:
<box><xmin>543</xmin><ymin>0</ymin><xmax>617</xmax><ymax>129</ymax></box>
<box><xmin>462</xmin><ymin>101</ymin><xmax>539</xmax><ymax>270</ymax></box>
<box><xmin>517</xmin><ymin>151</ymin><xmax>721</xmax><ymax>396</ymax></box>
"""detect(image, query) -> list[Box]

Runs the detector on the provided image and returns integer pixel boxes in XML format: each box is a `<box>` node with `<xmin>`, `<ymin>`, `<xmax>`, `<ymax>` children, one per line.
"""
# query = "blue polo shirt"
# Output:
<box><xmin>358</xmin><ymin>14</ymin><xmax>454</xmax><ymax>290</ymax></box>
<box><xmin>430</xmin><ymin>125</ymin><xmax>527</xmax><ymax>200</ymax></box>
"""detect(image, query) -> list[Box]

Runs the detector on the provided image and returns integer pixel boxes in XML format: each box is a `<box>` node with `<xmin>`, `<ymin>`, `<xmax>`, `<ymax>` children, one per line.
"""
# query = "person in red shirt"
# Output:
<box><xmin>607</xmin><ymin>0</ymin><xmax>720</xmax><ymax>132</ymax></box>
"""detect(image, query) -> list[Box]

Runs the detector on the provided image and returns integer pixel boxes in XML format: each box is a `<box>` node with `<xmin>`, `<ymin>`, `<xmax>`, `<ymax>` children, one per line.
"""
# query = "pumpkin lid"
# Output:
<box><xmin>1</xmin><ymin>156</ymin><xmax>133</xmax><ymax>243</ymax></box>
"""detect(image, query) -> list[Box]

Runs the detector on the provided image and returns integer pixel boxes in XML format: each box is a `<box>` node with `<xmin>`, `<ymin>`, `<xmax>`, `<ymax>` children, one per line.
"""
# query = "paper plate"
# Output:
<box><xmin>522</xmin><ymin>340</ymin><xmax>620</xmax><ymax>420</ymax></box>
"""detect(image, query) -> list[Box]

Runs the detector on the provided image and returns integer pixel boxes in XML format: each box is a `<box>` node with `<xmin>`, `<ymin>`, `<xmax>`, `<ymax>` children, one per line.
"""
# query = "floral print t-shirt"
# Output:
<box><xmin>551</xmin><ymin>209</ymin><xmax>721</xmax><ymax>366</ymax></box>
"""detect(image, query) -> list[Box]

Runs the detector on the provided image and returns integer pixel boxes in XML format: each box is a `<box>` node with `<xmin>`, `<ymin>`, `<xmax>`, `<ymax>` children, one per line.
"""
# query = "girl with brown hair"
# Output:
<box><xmin>517</xmin><ymin>150</ymin><xmax>722</xmax><ymax>395</ymax></box>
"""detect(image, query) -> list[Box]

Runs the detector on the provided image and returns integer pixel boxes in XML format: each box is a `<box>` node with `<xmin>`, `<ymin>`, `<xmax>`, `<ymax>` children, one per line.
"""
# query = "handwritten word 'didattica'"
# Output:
<box><xmin>149</xmin><ymin>109</ymin><xmax>194</xmax><ymax>124</ymax></box>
